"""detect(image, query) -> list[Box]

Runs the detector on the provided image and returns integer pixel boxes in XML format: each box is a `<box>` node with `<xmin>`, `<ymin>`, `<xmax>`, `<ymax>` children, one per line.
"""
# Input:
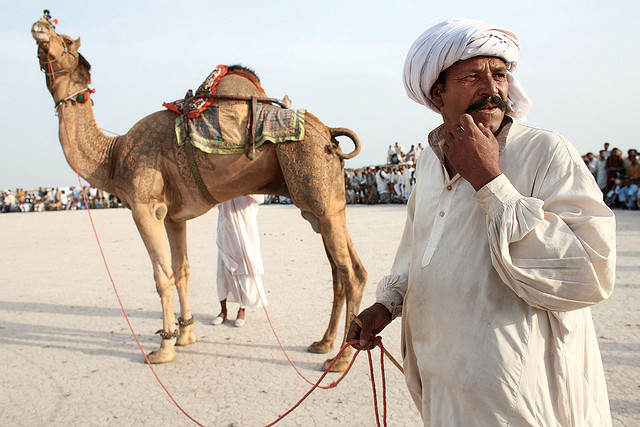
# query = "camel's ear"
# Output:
<box><xmin>430</xmin><ymin>82</ymin><xmax>444</xmax><ymax>111</ymax></box>
<box><xmin>75</xmin><ymin>37</ymin><xmax>81</xmax><ymax>49</ymax></box>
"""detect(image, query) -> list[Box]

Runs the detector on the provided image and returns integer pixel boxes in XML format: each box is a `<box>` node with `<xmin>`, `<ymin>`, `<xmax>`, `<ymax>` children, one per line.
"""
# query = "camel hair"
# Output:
<box><xmin>31</xmin><ymin>17</ymin><xmax>367</xmax><ymax>372</ymax></box>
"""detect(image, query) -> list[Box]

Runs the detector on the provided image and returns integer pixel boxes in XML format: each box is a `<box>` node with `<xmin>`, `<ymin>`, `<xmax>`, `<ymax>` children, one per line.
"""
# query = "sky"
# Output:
<box><xmin>2</xmin><ymin>1</ymin><xmax>639</xmax><ymax>189</ymax></box>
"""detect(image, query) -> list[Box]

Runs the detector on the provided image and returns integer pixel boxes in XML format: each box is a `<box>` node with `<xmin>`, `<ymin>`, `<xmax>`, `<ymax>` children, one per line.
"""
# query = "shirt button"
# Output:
<box><xmin>446</xmin><ymin>185</ymin><xmax>452</xmax><ymax>191</ymax></box>
<box><xmin>439</xmin><ymin>211</ymin><xmax>445</xmax><ymax>217</ymax></box>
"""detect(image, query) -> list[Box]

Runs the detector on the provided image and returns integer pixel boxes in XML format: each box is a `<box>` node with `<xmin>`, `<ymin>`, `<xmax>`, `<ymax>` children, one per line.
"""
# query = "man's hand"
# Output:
<box><xmin>443</xmin><ymin>114</ymin><xmax>501</xmax><ymax>191</ymax></box>
<box><xmin>347</xmin><ymin>303</ymin><xmax>393</xmax><ymax>350</ymax></box>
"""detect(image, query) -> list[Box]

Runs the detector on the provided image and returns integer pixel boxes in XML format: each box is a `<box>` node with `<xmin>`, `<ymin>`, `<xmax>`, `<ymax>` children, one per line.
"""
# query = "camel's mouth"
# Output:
<box><xmin>31</xmin><ymin>21</ymin><xmax>51</xmax><ymax>44</ymax></box>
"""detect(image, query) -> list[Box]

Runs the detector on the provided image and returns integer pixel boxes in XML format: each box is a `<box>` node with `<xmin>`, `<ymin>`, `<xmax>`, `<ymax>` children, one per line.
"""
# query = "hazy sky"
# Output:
<box><xmin>2</xmin><ymin>1</ymin><xmax>638</xmax><ymax>189</ymax></box>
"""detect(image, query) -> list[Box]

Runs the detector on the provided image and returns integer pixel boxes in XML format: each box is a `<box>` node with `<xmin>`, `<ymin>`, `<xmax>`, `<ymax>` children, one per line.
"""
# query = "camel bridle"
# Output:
<box><xmin>36</xmin><ymin>32</ymin><xmax>80</xmax><ymax>91</ymax></box>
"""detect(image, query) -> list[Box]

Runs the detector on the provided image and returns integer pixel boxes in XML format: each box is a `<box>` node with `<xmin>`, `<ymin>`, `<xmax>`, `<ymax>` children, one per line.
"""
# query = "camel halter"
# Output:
<box><xmin>37</xmin><ymin>35</ymin><xmax>80</xmax><ymax>92</ymax></box>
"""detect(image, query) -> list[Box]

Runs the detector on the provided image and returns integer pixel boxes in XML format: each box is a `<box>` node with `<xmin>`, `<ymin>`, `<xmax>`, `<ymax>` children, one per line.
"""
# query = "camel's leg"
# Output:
<box><xmin>165</xmin><ymin>218</ymin><xmax>196</xmax><ymax>346</ymax></box>
<box><xmin>131</xmin><ymin>204</ymin><xmax>177</xmax><ymax>364</ymax></box>
<box><xmin>307</xmin><ymin>242</ymin><xmax>345</xmax><ymax>355</ymax></box>
<box><xmin>314</xmin><ymin>213</ymin><xmax>368</xmax><ymax>372</ymax></box>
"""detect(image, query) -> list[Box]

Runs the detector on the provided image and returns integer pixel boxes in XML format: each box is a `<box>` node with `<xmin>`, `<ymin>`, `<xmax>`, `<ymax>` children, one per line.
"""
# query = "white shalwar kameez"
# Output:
<box><xmin>377</xmin><ymin>120</ymin><xmax>615</xmax><ymax>426</ymax></box>
<box><xmin>216</xmin><ymin>195</ymin><xmax>267</xmax><ymax>308</ymax></box>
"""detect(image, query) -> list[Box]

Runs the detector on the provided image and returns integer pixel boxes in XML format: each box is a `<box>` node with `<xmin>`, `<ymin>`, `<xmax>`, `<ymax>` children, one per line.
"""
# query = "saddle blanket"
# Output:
<box><xmin>175</xmin><ymin>103</ymin><xmax>306</xmax><ymax>154</ymax></box>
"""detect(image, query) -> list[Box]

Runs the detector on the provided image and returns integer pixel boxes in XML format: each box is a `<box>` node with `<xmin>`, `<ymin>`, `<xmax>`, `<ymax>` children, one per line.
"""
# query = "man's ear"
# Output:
<box><xmin>430</xmin><ymin>82</ymin><xmax>444</xmax><ymax>110</ymax></box>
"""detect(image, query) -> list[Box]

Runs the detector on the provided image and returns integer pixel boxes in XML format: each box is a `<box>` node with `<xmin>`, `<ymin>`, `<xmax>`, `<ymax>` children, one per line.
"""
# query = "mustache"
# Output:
<box><xmin>465</xmin><ymin>96</ymin><xmax>507</xmax><ymax>114</ymax></box>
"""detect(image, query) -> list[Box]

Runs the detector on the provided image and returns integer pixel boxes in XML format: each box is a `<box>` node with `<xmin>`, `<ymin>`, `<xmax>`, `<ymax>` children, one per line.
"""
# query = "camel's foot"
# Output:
<box><xmin>308</xmin><ymin>340</ymin><xmax>333</xmax><ymax>354</ymax></box>
<box><xmin>322</xmin><ymin>356</ymin><xmax>350</xmax><ymax>372</ymax></box>
<box><xmin>147</xmin><ymin>339</ymin><xmax>177</xmax><ymax>364</ymax></box>
<box><xmin>176</xmin><ymin>325</ymin><xmax>196</xmax><ymax>346</ymax></box>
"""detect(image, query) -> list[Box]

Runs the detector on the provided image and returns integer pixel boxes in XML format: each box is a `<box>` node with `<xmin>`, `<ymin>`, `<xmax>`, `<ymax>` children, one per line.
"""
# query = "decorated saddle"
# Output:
<box><xmin>163</xmin><ymin>65</ymin><xmax>306</xmax><ymax>156</ymax></box>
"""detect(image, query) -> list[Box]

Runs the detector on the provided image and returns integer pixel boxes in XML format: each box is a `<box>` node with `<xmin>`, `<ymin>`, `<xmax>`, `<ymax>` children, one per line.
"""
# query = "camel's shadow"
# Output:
<box><xmin>0</xmin><ymin>300</ymin><xmax>327</xmax><ymax>370</ymax></box>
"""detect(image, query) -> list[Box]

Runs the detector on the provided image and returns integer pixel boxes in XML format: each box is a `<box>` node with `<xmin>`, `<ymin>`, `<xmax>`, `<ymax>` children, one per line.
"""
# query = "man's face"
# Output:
<box><xmin>431</xmin><ymin>56</ymin><xmax>509</xmax><ymax>134</ymax></box>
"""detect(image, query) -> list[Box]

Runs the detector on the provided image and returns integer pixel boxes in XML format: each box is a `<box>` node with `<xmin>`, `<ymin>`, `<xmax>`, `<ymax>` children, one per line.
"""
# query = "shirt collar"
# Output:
<box><xmin>427</xmin><ymin>116</ymin><xmax>514</xmax><ymax>165</ymax></box>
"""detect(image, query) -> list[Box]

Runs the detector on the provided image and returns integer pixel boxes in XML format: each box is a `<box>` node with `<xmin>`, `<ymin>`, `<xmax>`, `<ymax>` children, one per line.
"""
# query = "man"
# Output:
<box><xmin>595</xmin><ymin>149</ymin><xmax>608</xmax><ymax>192</ymax></box>
<box><xmin>376</xmin><ymin>167</ymin><xmax>390</xmax><ymax>203</ymax></box>
<box><xmin>387</xmin><ymin>145</ymin><xmax>395</xmax><ymax>164</ymax></box>
<box><xmin>606</xmin><ymin>148</ymin><xmax>624</xmax><ymax>191</ymax></box>
<box><xmin>212</xmin><ymin>195</ymin><xmax>267</xmax><ymax>327</ymax></box>
<box><xmin>406</xmin><ymin>144</ymin><xmax>416</xmax><ymax>163</ymax></box>
<box><xmin>609</xmin><ymin>178</ymin><xmax>638</xmax><ymax>210</ymax></box>
<box><xmin>585</xmin><ymin>151</ymin><xmax>597</xmax><ymax>176</ymax></box>
<box><xmin>394</xmin><ymin>142</ymin><xmax>406</xmax><ymax>162</ymax></box>
<box><xmin>348</xmin><ymin>18</ymin><xmax>615</xmax><ymax>426</ymax></box>
<box><xmin>625</xmin><ymin>152</ymin><xmax>640</xmax><ymax>184</ymax></box>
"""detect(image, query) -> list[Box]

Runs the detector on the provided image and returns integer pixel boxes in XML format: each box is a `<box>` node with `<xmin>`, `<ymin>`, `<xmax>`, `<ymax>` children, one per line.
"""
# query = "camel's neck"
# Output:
<box><xmin>52</xmin><ymin>77</ymin><xmax>117</xmax><ymax>192</ymax></box>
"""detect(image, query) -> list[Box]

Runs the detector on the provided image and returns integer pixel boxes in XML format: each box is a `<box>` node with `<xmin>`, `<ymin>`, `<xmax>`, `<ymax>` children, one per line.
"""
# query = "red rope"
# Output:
<box><xmin>51</xmin><ymin>55</ymin><xmax>389</xmax><ymax>425</ymax></box>
<box><xmin>229</xmin><ymin>198</ymin><xmax>347</xmax><ymax>389</ymax></box>
<box><xmin>50</xmin><ymin>55</ymin><xmax>204</xmax><ymax>427</ymax></box>
<box><xmin>264</xmin><ymin>339</ymin><xmax>389</xmax><ymax>426</ymax></box>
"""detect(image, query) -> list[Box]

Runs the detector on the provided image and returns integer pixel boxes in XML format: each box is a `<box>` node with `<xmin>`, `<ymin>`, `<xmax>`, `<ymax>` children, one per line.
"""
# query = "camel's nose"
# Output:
<box><xmin>31</xmin><ymin>19</ymin><xmax>51</xmax><ymax>42</ymax></box>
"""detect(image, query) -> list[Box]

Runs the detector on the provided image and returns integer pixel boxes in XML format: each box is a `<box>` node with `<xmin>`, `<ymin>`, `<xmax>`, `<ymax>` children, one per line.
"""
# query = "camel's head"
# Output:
<box><xmin>31</xmin><ymin>18</ymin><xmax>90</xmax><ymax>87</ymax></box>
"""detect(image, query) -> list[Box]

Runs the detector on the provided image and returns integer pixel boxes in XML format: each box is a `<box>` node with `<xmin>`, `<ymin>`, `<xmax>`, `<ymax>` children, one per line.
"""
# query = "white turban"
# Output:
<box><xmin>402</xmin><ymin>18</ymin><xmax>532</xmax><ymax>121</ymax></box>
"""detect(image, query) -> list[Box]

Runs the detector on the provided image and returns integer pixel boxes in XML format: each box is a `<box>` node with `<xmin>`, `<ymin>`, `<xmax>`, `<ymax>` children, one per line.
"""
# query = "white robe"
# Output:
<box><xmin>216</xmin><ymin>195</ymin><xmax>267</xmax><ymax>308</ymax></box>
<box><xmin>377</xmin><ymin>120</ymin><xmax>615</xmax><ymax>426</ymax></box>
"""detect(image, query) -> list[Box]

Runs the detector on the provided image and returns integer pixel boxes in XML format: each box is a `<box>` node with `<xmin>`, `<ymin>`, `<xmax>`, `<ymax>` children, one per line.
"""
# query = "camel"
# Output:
<box><xmin>31</xmin><ymin>17</ymin><xmax>367</xmax><ymax>372</ymax></box>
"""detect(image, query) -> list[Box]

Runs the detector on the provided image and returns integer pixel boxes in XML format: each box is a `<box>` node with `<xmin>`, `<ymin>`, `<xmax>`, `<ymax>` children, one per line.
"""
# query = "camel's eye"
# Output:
<box><xmin>65</xmin><ymin>39</ymin><xmax>72</xmax><ymax>46</ymax></box>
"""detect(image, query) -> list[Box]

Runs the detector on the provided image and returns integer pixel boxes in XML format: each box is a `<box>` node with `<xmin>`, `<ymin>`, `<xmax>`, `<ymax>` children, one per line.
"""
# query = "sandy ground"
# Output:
<box><xmin>0</xmin><ymin>205</ymin><xmax>638</xmax><ymax>426</ymax></box>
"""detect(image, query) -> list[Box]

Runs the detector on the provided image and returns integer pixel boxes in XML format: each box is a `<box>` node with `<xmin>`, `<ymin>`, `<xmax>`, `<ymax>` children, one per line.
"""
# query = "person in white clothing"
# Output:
<box><xmin>212</xmin><ymin>195</ymin><xmax>267</xmax><ymax>328</ymax></box>
<box><xmin>348</xmin><ymin>18</ymin><xmax>615</xmax><ymax>426</ymax></box>
<box><xmin>402</xmin><ymin>164</ymin><xmax>415</xmax><ymax>199</ymax></box>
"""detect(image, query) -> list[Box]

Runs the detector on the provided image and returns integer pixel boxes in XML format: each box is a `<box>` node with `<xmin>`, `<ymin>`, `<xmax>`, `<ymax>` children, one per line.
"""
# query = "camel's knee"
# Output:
<box><xmin>153</xmin><ymin>264</ymin><xmax>175</xmax><ymax>295</ymax></box>
<box><xmin>173</xmin><ymin>261</ymin><xmax>191</xmax><ymax>283</ymax></box>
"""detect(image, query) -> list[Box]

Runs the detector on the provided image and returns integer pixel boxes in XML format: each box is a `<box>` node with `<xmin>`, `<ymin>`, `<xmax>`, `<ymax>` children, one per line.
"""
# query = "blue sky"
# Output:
<box><xmin>2</xmin><ymin>1</ymin><xmax>639</xmax><ymax>189</ymax></box>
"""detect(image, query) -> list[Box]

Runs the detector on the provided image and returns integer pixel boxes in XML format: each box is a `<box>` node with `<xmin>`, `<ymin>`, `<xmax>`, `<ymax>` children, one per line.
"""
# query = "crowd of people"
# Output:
<box><xmin>342</xmin><ymin>140</ymin><xmax>640</xmax><ymax>209</ymax></box>
<box><xmin>582</xmin><ymin>142</ymin><xmax>640</xmax><ymax>210</ymax></box>
<box><xmin>343</xmin><ymin>141</ymin><xmax>424</xmax><ymax>205</ymax></box>
<box><xmin>3</xmin><ymin>141</ymin><xmax>636</xmax><ymax>213</ymax></box>
<box><xmin>1</xmin><ymin>185</ymin><xmax>122</xmax><ymax>213</ymax></box>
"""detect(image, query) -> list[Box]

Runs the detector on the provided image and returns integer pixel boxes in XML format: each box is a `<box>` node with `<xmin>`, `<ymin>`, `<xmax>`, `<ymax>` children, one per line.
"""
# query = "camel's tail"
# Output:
<box><xmin>329</xmin><ymin>128</ymin><xmax>361</xmax><ymax>160</ymax></box>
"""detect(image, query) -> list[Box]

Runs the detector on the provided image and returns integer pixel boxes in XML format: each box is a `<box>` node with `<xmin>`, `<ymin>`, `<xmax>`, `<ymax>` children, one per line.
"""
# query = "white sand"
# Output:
<box><xmin>0</xmin><ymin>205</ymin><xmax>637</xmax><ymax>426</ymax></box>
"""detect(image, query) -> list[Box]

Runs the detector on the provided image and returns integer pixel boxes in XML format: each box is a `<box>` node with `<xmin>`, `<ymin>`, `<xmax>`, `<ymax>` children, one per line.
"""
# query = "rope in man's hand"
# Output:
<box><xmin>349</xmin><ymin>313</ymin><xmax>404</xmax><ymax>374</ymax></box>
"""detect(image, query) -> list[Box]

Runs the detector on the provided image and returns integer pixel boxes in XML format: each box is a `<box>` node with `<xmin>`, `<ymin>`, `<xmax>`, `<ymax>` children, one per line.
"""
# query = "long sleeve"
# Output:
<box><xmin>474</xmin><ymin>169</ymin><xmax>615</xmax><ymax>315</ymax></box>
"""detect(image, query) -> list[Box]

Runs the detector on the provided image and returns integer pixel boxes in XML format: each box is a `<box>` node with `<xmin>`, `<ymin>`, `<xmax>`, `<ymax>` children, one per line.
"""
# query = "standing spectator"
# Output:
<box><xmin>623</xmin><ymin>148</ymin><xmax>638</xmax><ymax>171</ymax></box>
<box><xmin>605</xmin><ymin>148</ymin><xmax>625</xmax><ymax>191</ymax></box>
<box><xmin>414</xmin><ymin>143</ymin><xmax>424</xmax><ymax>162</ymax></box>
<box><xmin>405</xmin><ymin>145</ymin><xmax>416</xmax><ymax>163</ymax></box>
<box><xmin>212</xmin><ymin>195</ymin><xmax>267</xmax><ymax>328</ymax></box>
<box><xmin>402</xmin><ymin>163</ymin><xmax>415</xmax><ymax>199</ymax></box>
<box><xmin>595</xmin><ymin>150</ymin><xmax>608</xmax><ymax>192</ymax></box>
<box><xmin>386</xmin><ymin>145</ymin><xmax>395</xmax><ymax>164</ymax></box>
<box><xmin>391</xmin><ymin>166</ymin><xmax>404</xmax><ymax>199</ymax></box>
<box><xmin>625</xmin><ymin>152</ymin><xmax>640</xmax><ymax>184</ymax></box>
<box><xmin>603</xmin><ymin>142</ymin><xmax>611</xmax><ymax>158</ymax></box>
<box><xmin>376</xmin><ymin>167</ymin><xmax>390</xmax><ymax>203</ymax></box>
<box><xmin>584</xmin><ymin>152</ymin><xmax>597</xmax><ymax>176</ymax></box>
<box><xmin>365</xmin><ymin>168</ymin><xmax>379</xmax><ymax>204</ymax></box>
